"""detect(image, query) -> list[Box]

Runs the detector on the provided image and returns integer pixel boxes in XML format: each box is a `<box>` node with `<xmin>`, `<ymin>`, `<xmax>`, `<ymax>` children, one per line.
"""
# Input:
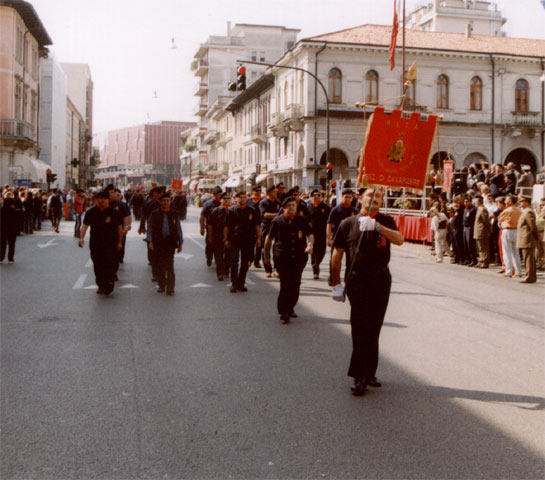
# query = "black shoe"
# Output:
<box><xmin>166</xmin><ymin>291</ymin><xmax>174</xmax><ymax>296</ymax></box>
<box><xmin>207</xmin><ymin>259</ymin><xmax>212</xmax><ymax>267</ymax></box>
<box><xmin>217</xmin><ymin>275</ymin><xmax>224</xmax><ymax>281</ymax></box>
<box><xmin>103</xmin><ymin>284</ymin><xmax>114</xmax><ymax>295</ymax></box>
<box><xmin>238</xmin><ymin>285</ymin><xmax>248</xmax><ymax>292</ymax></box>
<box><xmin>119</xmin><ymin>259</ymin><xmax>124</xmax><ymax>264</ymax></box>
<box><xmin>157</xmin><ymin>287</ymin><xmax>165</xmax><ymax>293</ymax></box>
<box><xmin>313</xmin><ymin>273</ymin><xmax>319</xmax><ymax>279</ymax></box>
<box><xmin>280</xmin><ymin>313</ymin><xmax>290</xmax><ymax>324</ymax></box>
<box><xmin>351</xmin><ymin>379</ymin><xmax>367</xmax><ymax>396</ymax></box>
<box><xmin>368</xmin><ymin>377</ymin><xmax>382</xmax><ymax>388</ymax></box>
<box><xmin>230</xmin><ymin>286</ymin><xmax>237</xmax><ymax>293</ymax></box>
<box><xmin>288</xmin><ymin>310</ymin><xmax>298</xmax><ymax>318</ymax></box>
<box><xmin>96</xmin><ymin>287</ymin><xmax>104</xmax><ymax>295</ymax></box>
<box><xmin>254</xmin><ymin>262</ymin><xmax>262</xmax><ymax>268</ymax></box>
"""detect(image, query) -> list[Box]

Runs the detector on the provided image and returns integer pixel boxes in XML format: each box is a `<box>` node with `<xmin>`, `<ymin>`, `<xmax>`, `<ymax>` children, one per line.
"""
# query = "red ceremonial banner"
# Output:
<box><xmin>358</xmin><ymin>108</ymin><xmax>437</xmax><ymax>191</ymax></box>
<box><xmin>171</xmin><ymin>178</ymin><xmax>183</xmax><ymax>191</ymax></box>
<box><xmin>442</xmin><ymin>160</ymin><xmax>453</xmax><ymax>191</ymax></box>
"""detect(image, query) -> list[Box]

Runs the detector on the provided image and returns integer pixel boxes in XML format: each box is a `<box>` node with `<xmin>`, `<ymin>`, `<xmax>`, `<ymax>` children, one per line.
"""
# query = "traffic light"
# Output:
<box><xmin>236</xmin><ymin>65</ymin><xmax>246</xmax><ymax>91</ymax></box>
<box><xmin>327</xmin><ymin>163</ymin><xmax>333</xmax><ymax>181</ymax></box>
<box><xmin>46</xmin><ymin>169</ymin><xmax>57</xmax><ymax>183</ymax></box>
<box><xmin>227</xmin><ymin>82</ymin><xmax>237</xmax><ymax>92</ymax></box>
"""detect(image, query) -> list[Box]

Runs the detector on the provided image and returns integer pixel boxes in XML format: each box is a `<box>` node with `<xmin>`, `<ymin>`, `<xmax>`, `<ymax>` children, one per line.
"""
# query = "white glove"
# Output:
<box><xmin>331</xmin><ymin>284</ymin><xmax>346</xmax><ymax>302</ymax></box>
<box><xmin>358</xmin><ymin>216</ymin><xmax>376</xmax><ymax>232</ymax></box>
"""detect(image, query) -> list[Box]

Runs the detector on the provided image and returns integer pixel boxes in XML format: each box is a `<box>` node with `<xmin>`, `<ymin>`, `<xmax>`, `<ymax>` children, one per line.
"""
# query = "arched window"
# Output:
<box><xmin>365</xmin><ymin>70</ymin><xmax>379</xmax><ymax>103</ymax></box>
<box><xmin>470</xmin><ymin>76</ymin><xmax>482</xmax><ymax>110</ymax></box>
<box><xmin>437</xmin><ymin>74</ymin><xmax>449</xmax><ymax>109</ymax></box>
<box><xmin>515</xmin><ymin>79</ymin><xmax>529</xmax><ymax>112</ymax></box>
<box><xmin>328</xmin><ymin>68</ymin><xmax>342</xmax><ymax>104</ymax></box>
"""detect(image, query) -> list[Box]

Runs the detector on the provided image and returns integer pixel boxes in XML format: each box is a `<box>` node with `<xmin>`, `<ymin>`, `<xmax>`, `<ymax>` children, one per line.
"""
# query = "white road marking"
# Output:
<box><xmin>37</xmin><ymin>239</ymin><xmax>58</xmax><ymax>248</ymax></box>
<box><xmin>84</xmin><ymin>285</ymin><xmax>98</xmax><ymax>289</ymax></box>
<box><xmin>73</xmin><ymin>274</ymin><xmax>87</xmax><ymax>289</ymax></box>
<box><xmin>185</xmin><ymin>235</ymin><xmax>205</xmax><ymax>250</ymax></box>
<box><xmin>228</xmin><ymin>279</ymin><xmax>255</xmax><ymax>287</ymax></box>
<box><xmin>85</xmin><ymin>259</ymin><xmax>92</xmax><ymax>268</ymax></box>
<box><xmin>191</xmin><ymin>283</ymin><xmax>212</xmax><ymax>288</ymax></box>
<box><xmin>175</xmin><ymin>253</ymin><xmax>194</xmax><ymax>260</ymax></box>
<box><xmin>120</xmin><ymin>284</ymin><xmax>140</xmax><ymax>289</ymax></box>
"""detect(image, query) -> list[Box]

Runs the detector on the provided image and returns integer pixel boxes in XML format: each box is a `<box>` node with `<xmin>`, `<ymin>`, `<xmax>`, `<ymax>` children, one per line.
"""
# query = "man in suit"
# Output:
<box><xmin>147</xmin><ymin>193</ymin><xmax>183</xmax><ymax>295</ymax></box>
<box><xmin>462</xmin><ymin>196</ymin><xmax>478</xmax><ymax>266</ymax></box>
<box><xmin>473</xmin><ymin>195</ymin><xmax>492</xmax><ymax>268</ymax></box>
<box><xmin>516</xmin><ymin>194</ymin><xmax>538</xmax><ymax>284</ymax></box>
<box><xmin>488</xmin><ymin>164</ymin><xmax>505</xmax><ymax>198</ymax></box>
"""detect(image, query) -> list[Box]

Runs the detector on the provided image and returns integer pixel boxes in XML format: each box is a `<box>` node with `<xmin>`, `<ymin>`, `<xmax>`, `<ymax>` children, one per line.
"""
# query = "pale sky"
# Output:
<box><xmin>29</xmin><ymin>0</ymin><xmax>545</xmax><ymax>135</ymax></box>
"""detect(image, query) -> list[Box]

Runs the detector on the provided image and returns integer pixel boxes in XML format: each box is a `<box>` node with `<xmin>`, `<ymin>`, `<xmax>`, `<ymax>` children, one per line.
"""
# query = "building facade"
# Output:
<box><xmin>208</xmin><ymin>24</ymin><xmax>544</xmax><ymax>192</ymax></box>
<box><xmin>95</xmin><ymin>121</ymin><xmax>196</xmax><ymax>187</ymax></box>
<box><xmin>0</xmin><ymin>0</ymin><xmax>52</xmax><ymax>187</ymax></box>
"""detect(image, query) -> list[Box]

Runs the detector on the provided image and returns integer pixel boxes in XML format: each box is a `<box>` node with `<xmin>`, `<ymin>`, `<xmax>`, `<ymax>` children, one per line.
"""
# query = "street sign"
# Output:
<box><xmin>15</xmin><ymin>178</ymin><xmax>32</xmax><ymax>187</ymax></box>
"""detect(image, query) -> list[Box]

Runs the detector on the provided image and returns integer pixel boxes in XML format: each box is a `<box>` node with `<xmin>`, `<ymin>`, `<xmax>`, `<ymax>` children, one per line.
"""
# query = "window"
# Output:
<box><xmin>260</xmin><ymin>51</ymin><xmax>265</xmax><ymax>62</ymax></box>
<box><xmin>437</xmin><ymin>74</ymin><xmax>449</xmax><ymax>109</ymax></box>
<box><xmin>328</xmin><ymin>68</ymin><xmax>342</xmax><ymax>103</ymax></box>
<box><xmin>470</xmin><ymin>76</ymin><xmax>482</xmax><ymax>110</ymax></box>
<box><xmin>365</xmin><ymin>70</ymin><xmax>379</xmax><ymax>103</ymax></box>
<box><xmin>251</xmin><ymin>51</ymin><xmax>257</xmax><ymax>61</ymax></box>
<box><xmin>15</xmin><ymin>80</ymin><xmax>22</xmax><ymax>120</ymax></box>
<box><xmin>515</xmin><ymin>79</ymin><xmax>529</xmax><ymax>112</ymax></box>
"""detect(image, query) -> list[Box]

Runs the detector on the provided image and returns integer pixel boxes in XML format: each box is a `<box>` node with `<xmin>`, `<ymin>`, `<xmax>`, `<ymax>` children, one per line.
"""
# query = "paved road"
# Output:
<box><xmin>1</xmin><ymin>207</ymin><xmax>544</xmax><ymax>479</ymax></box>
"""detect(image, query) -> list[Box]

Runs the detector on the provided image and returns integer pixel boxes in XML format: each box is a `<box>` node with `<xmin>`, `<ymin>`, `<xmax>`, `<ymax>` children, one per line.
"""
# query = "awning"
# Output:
<box><xmin>223</xmin><ymin>175</ymin><xmax>242</xmax><ymax>188</ymax></box>
<box><xmin>255</xmin><ymin>172</ymin><xmax>272</xmax><ymax>184</ymax></box>
<box><xmin>29</xmin><ymin>158</ymin><xmax>51</xmax><ymax>183</ymax></box>
<box><xmin>189</xmin><ymin>179</ymin><xmax>199</xmax><ymax>191</ymax></box>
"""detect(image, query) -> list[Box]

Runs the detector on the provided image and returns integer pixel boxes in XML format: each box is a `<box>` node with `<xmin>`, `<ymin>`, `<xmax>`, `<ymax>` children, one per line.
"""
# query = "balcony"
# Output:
<box><xmin>284</xmin><ymin>104</ymin><xmax>304</xmax><ymax>131</ymax></box>
<box><xmin>218</xmin><ymin>131</ymin><xmax>232</xmax><ymax>146</ymax></box>
<box><xmin>511</xmin><ymin>111</ymin><xmax>541</xmax><ymax>126</ymax></box>
<box><xmin>193</xmin><ymin>81</ymin><xmax>209</xmax><ymax>96</ymax></box>
<box><xmin>192</xmin><ymin>103</ymin><xmax>209</xmax><ymax>116</ymax></box>
<box><xmin>0</xmin><ymin>119</ymin><xmax>36</xmax><ymax>144</ymax></box>
<box><xmin>197</xmin><ymin>126</ymin><xmax>208</xmax><ymax>137</ymax></box>
<box><xmin>204</xmin><ymin>130</ymin><xmax>219</xmax><ymax>145</ymax></box>
<box><xmin>194</xmin><ymin>59</ymin><xmax>209</xmax><ymax>77</ymax></box>
<box><xmin>250</xmin><ymin>125</ymin><xmax>267</xmax><ymax>144</ymax></box>
<box><xmin>268</xmin><ymin>112</ymin><xmax>288</xmax><ymax>137</ymax></box>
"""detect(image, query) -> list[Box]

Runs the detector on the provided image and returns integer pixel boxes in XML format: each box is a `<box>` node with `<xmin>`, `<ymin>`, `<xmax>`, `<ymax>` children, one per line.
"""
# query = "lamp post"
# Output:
<box><xmin>236</xmin><ymin>59</ymin><xmax>330</xmax><ymax>193</ymax></box>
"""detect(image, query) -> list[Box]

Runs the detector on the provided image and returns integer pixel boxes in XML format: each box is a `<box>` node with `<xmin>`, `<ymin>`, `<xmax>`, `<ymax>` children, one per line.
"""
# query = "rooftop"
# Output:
<box><xmin>306</xmin><ymin>24</ymin><xmax>545</xmax><ymax>58</ymax></box>
<box><xmin>0</xmin><ymin>0</ymin><xmax>52</xmax><ymax>46</ymax></box>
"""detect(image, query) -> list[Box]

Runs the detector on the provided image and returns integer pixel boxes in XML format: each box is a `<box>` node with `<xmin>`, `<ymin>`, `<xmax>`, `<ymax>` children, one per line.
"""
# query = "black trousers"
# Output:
<box><xmin>346</xmin><ymin>271</ymin><xmax>392</xmax><ymax>381</ymax></box>
<box><xmin>261</xmin><ymin>223</ymin><xmax>274</xmax><ymax>274</ymax></box>
<box><xmin>51</xmin><ymin>210</ymin><xmax>62</xmax><ymax>231</ymax></box>
<box><xmin>205</xmin><ymin>231</ymin><xmax>214</xmax><ymax>264</ymax></box>
<box><xmin>250</xmin><ymin>240</ymin><xmax>262</xmax><ymax>266</ymax></box>
<box><xmin>212</xmin><ymin>238</ymin><xmax>229</xmax><ymax>277</ymax></box>
<box><xmin>463</xmin><ymin>227</ymin><xmax>477</xmax><ymax>264</ymax></box>
<box><xmin>117</xmin><ymin>234</ymin><xmax>127</xmax><ymax>264</ymax></box>
<box><xmin>0</xmin><ymin>231</ymin><xmax>17</xmax><ymax>261</ymax></box>
<box><xmin>74</xmin><ymin>212</ymin><xmax>82</xmax><ymax>237</ymax></box>
<box><xmin>155</xmin><ymin>246</ymin><xmax>176</xmax><ymax>293</ymax></box>
<box><xmin>311</xmin><ymin>237</ymin><xmax>327</xmax><ymax>275</ymax></box>
<box><xmin>91</xmin><ymin>249</ymin><xmax>118</xmax><ymax>291</ymax></box>
<box><xmin>230</xmin><ymin>243</ymin><xmax>251</xmax><ymax>287</ymax></box>
<box><xmin>276</xmin><ymin>256</ymin><xmax>307</xmax><ymax>315</ymax></box>
<box><xmin>451</xmin><ymin>228</ymin><xmax>464</xmax><ymax>263</ymax></box>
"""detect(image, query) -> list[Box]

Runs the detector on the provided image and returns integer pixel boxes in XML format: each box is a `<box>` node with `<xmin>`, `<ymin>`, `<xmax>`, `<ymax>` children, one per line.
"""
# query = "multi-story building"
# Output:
<box><xmin>0</xmin><ymin>0</ymin><xmax>52</xmax><ymax>187</ymax></box>
<box><xmin>61</xmin><ymin>62</ymin><xmax>93</xmax><ymax>187</ymax></box>
<box><xmin>95</xmin><ymin>121</ymin><xmax>196</xmax><ymax>187</ymax></box>
<box><xmin>189</xmin><ymin>23</ymin><xmax>299</xmax><ymax>180</ymax></box>
<box><xmin>38</xmin><ymin>55</ymin><xmax>67</xmax><ymax>188</ymax></box>
<box><xmin>406</xmin><ymin>0</ymin><xmax>506</xmax><ymax>36</ymax></box>
<box><xmin>66</xmin><ymin>96</ymin><xmax>85</xmax><ymax>188</ymax></box>
<box><xmin>213</xmin><ymin>22</ymin><xmax>544</xmax><ymax>191</ymax></box>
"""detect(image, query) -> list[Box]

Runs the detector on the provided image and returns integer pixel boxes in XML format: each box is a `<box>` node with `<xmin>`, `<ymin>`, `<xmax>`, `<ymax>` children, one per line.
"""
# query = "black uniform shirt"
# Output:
<box><xmin>463</xmin><ymin>205</ymin><xmax>477</xmax><ymax>228</ymax></box>
<box><xmin>452</xmin><ymin>205</ymin><xmax>465</xmax><ymax>230</ymax></box>
<box><xmin>308</xmin><ymin>201</ymin><xmax>331</xmax><ymax>237</ymax></box>
<box><xmin>225</xmin><ymin>205</ymin><xmax>259</xmax><ymax>245</ymax></box>
<box><xmin>83</xmin><ymin>206</ymin><xmax>120</xmax><ymax>252</ymax></box>
<box><xmin>268</xmin><ymin>213</ymin><xmax>312</xmax><ymax>261</ymax></box>
<box><xmin>259</xmin><ymin>197</ymin><xmax>281</xmax><ymax>227</ymax></box>
<box><xmin>328</xmin><ymin>204</ymin><xmax>359</xmax><ymax>237</ymax></box>
<box><xmin>334</xmin><ymin>213</ymin><xmax>398</xmax><ymax>281</ymax></box>
<box><xmin>209</xmin><ymin>206</ymin><xmax>229</xmax><ymax>240</ymax></box>
<box><xmin>278</xmin><ymin>200</ymin><xmax>311</xmax><ymax>220</ymax></box>
<box><xmin>246</xmin><ymin>197</ymin><xmax>262</xmax><ymax>224</ymax></box>
<box><xmin>201</xmin><ymin>199</ymin><xmax>221</xmax><ymax>226</ymax></box>
<box><xmin>109</xmin><ymin>199</ymin><xmax>131</xmax><ymax>219</ymax></box>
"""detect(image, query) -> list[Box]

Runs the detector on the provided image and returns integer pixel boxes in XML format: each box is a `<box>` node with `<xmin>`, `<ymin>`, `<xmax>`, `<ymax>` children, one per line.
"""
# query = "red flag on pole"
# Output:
<box><xmin>389</xmin><ymin>0</ymin><xmax>399</xmax><ymax>71</ymax></box>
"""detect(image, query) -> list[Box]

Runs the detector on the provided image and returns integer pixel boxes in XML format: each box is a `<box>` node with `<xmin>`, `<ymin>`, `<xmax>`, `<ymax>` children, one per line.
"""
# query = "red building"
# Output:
<box><xmin>95</xmin><ymin>121</ymin><xmax>196</xmax><ymax>187</ymax></box>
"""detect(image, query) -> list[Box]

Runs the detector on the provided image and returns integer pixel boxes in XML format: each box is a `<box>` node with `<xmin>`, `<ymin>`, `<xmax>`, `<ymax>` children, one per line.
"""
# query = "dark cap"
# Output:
<box><xmin>234</xmin><ymin>190</ymin><xmax>246</xmax><ymax>197</ymax></box>
<box><xmin>212</xmin><ymin>186</ymin><xmax>223</xmax><ymax>195</ymax></box>
<box><xmin>266</xmin><ymin>185</ymin><xmax>277</xmax><ymax>194</ymax></box>
<box><xmin>220</xmin><ymin>192</ymin><xmax>231</xmax><ymax>199</ymax></box>
<box><xmin>282</xmin><ymin>196</ymin><xmax>296</xmax><ymax>207</ymax></box>
<box><xmin>310</xmin><ymin>189</ymin><xmax>321</xmax><ymax>196</ymax></box>
<box><xmin>518</xmin><ymin>194</ymin><xmax>532</xmax><ymax>203</ymax></box>
<box><xmin>104</xmin><ymin>183</ymin><xmax>115</xmax><ymax>191</ymax></box>
<box><xmin>95</xmin><ymin>191</ymin><xmax>109</xmax><ymax>199</ymax></box>
<box><xmin>341</xmin><ymin>188</ymin><xmax>354</xmax><ymax>195</ymax></box>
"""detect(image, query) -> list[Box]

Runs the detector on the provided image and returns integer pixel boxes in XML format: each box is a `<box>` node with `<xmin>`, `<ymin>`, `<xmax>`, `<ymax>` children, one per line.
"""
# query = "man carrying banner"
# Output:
<box><xmin>331</xmin><ymin>187</ymin><xmax>404</xmax><ymax>396</ymax></box>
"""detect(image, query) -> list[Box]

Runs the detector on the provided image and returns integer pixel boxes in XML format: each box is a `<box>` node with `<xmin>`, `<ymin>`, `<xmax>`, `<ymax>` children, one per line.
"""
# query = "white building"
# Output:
<box><xmin>406</xmin><ymin>0</ymin><xmax>506</xmax><ymax>36</ymax></box>
<box><xmin>38</xmin><ymin>55</ymin><xmax>67</xmax><ymax>188</ymax></box>
<box><xmin>213</xmin><ymin>24</ymin><xmax>544</xmax><ymax>191</ymax></box>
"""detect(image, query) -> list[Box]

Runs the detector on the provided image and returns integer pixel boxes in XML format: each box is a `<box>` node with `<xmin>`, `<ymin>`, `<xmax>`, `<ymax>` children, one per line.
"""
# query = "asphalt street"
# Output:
<box><xmin>1</xmin><ymin>206</ymin><xmax>544</xmax><ymax>479</ymax></box>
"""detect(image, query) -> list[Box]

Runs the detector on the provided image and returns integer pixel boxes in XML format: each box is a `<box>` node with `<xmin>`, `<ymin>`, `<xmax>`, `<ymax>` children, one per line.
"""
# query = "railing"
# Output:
<box><xmin>285</xmin><ymin>104</ymin><xmax>303</xmax><ymax>119</ymax></box>
<box><xmin>0</xmin><ymin>119</ymin><xmax>36</xmax><ymax>142</ymax></box>
<box><xmin>380</xmin><ymin>186</ymin><xmax>435</xmax><ymax>217</ymax></box>
<box><xmin>192</xmin><ymin>81</ymin><xmax>209</xmax><ymax>96</ymax></box>
<box><xmin>511</xmin><ymin>111</ymin><xmax>541</xmax><ymax>126</ymax></box>
<box><xmin>192</xmin><ymin>103</ymin><xmax>209</xmax><ymax>116</ymax></box>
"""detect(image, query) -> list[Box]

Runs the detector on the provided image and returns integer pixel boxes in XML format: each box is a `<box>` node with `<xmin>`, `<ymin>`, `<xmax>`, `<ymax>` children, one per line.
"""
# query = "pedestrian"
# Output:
<box><xmin>308</xmin><ymin>189</ymin><xmax>330</xmax><ymax>278</ymax></box>
<box><xmin>130</xmin><ymin>189</ymin><xmax>145</xmax><ymax>220</ymax></box>
<box><xmin>224</xmin><ymin>191</ymin><xmax>261</xmax><ymax>293</ymax></box>
<box><xmin>259</xmin><ymin>185</ymin><xmax>281</xmax><ymax>278</ymax></box>
<box><xmin>488</xmin><ymin>164</ymin><xmax>505</xmax><ymax>198</ymax></box>
<box><xmin>73</xmin><ymin>189</ymin><xmax>85</xmax><ymax>237</ymax></box>
<box><xmin>536</xmin><ymin>198</ymin><xmax>545</xmax><ymax>270</ymax></box>
<box><xmin>138</xmin><ymin>187</ymin><xmax>162</xmax><ymax>277</ymax></box>
<box><xmin>331</xmin><ymin>187</ymin><xmax>404</xmax><ymax>396</ymax></box>
<box><xmin>473</xmin><ymin>195</ymin><xmax>492</xmax><ymax>268</ymax></box>
<box><xmin>47</xmin><ymin>188</ymin><xmax>63</xmax><ymax>233</ymax></box>
<box><xmin>264</xmin><ymin>196</ymin><xmax>314</xmax><ymax>323</ymax></box>
<box><xmin>208</xmin><ymin>193</ymin><xmax>232</xmax><ymax>281</ymax></box>
<box><xmin>0</xmin><ymin>198</ymin><xmax>21</xmax><ymax>263</ymax></box>
<box><xmin>498</xmin><ymin>194</ymin><xmax>522</xmax><ymax>278</ymax></box>
<box><xmin>78</xmin><ymin>191</ymin><xmax>123</xmax><ymax>295</ymax></box>
<box><xmin>22</xmin><ymin>190</ymin><xmax>33</xmax><ymax>235</ymax></box>
<box><xmin>462</xmin><ymin>196</ymin><xmax>478</xmax><ymax>266</ymax></box>
<box><xmin>200</xmin><ymin>186</ymin><xmax>222</xmax><ymax>267</ymax></box>
<box><xmin>32</xmin><ymin>190</ymin><xmax>44</xmax><ymax>231</ymax></box>
<box><xmin>516</xmin><ymin>194</ymin><xmax>538</xmax><ymax>283</ymax></box>
<box><xmin>518</xmin><ymin>165</ymin><xmax>534</xmax><ymax>189</ymax></box>
<box><xmin>172</xmin><ymin>190</ymin><xmax>188</xmax><ymax>221</ymax></box>
<box><xmin>105</xmin><ymin>185</ymin><xmax>132</xmax><ymax>266</ymax></box>
<box><xmin>147</xmin><ymin>193</ymin><xmax>183</xmax><ymax>295</ymax></box>
<box><xmin>430</xmin><ymin>207</ymin><xmax>449</xmax><ymax>262</ymax></box>
<box><xmin>276</xmin><ymin>182</ymin><xmax>287</xmax><ymax>204</ymax></box>
<box><xmin>246</xmin><ymin>185</ymin><xmax>263</xmax><ymax>268</ymax></box>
